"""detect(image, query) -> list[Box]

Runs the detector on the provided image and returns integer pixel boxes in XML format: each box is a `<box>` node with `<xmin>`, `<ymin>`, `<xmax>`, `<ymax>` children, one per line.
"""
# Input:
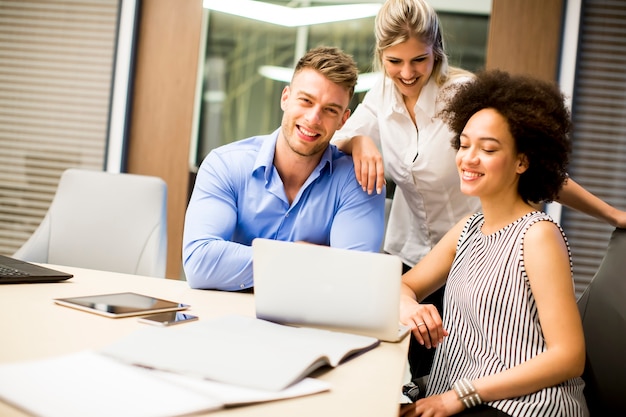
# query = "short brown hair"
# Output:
<box><xmin>293</xmin><ymin>46</ymin><xmax>358</xmax><ymax>99</ymax></box>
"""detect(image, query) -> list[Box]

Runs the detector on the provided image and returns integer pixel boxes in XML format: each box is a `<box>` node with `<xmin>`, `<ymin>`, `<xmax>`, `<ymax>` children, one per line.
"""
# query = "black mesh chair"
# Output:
<box><xmin>577</xmin><ymin>227</ymin><xmax>626</xmax><ymax>415</ymax></box>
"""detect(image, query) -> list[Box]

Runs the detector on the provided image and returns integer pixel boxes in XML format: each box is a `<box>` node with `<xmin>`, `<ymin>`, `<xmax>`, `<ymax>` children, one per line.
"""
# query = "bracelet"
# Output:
<box><xmin>452</xmin><ymin>378</ymin><xmax>483</xmax><ymax>409</ymax></box>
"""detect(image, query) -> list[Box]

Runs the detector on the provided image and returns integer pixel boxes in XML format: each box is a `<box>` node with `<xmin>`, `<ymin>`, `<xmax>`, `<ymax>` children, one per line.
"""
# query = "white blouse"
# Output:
<box><xmin>333</xmin><ymin>75</ymin><xmax>481</xmax><ymax>266</ymax></box>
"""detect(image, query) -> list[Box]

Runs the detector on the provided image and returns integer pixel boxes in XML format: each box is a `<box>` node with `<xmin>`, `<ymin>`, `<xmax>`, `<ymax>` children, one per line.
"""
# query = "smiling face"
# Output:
<box><xmin>455</xmin><ymin>108</ymin><xmax>529</xmax><ymax>201</ymax></box>
<box><xmin>381</xmin><ymin>37</ymin><xmax>435</xmax><ymax>102</ymax></box>
<box><xmin>278</xmin><ymin>68</ymin><xmax>351</xmax><ymax>159</ymax></box>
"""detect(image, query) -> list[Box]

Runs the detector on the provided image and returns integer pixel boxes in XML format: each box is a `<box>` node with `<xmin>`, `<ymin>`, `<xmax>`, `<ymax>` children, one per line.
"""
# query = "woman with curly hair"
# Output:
<box><xmin>399</xmin><ymin>70</ymin><xmax>589</xmax><ymax>417</ymax></box>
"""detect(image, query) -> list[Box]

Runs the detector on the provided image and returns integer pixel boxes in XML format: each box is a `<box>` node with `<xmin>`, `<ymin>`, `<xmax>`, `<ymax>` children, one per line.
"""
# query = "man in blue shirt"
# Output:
<box><xmin>183</xmin><ymin>46</ymin><xmax>386</xmax><ymax>291</ymax></box>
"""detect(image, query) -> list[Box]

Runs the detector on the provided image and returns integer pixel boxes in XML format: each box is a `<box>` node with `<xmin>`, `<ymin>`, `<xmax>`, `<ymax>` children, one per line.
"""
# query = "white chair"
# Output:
<box><xmin>13</xmin><ymin>168</ymin><xmax>168</xmax><ymax>278</ymax></box>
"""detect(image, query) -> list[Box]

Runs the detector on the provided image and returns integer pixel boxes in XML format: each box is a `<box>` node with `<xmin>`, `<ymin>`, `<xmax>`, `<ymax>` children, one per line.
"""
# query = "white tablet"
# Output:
<box><xmin>54</xmin><ymin>292</ymin><xmax>189</xmax><ymax>318</ymax></box>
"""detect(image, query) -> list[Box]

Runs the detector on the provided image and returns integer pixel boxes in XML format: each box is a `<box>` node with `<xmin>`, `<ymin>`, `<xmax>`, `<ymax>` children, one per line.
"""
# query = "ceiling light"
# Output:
<box><xmin>202</xmin><ymin>0</ymin><xmax>381</xmax><ymax>27</ymax></box>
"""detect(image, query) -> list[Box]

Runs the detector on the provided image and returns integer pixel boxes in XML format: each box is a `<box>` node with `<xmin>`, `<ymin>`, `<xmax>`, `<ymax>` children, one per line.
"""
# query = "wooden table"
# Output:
<box><xmin>0</xmin><ymin>265</ymin><xmax>409</xmax><ymax>416</ymax></box>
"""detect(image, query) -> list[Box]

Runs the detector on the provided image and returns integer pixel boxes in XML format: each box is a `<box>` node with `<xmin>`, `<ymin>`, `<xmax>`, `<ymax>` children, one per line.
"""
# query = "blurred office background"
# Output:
<box><xmin>192</xmin><ymin>0</ymin><xmax>488</xmax><ymax>168</ymax></box>
<box><xmin>0</xmin><ymin>0</ymin><xmax>625</xmax><ymax>294</ymax></box>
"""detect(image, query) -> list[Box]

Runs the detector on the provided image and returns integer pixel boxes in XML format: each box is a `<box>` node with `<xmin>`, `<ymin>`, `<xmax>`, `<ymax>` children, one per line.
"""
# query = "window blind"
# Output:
<box><xmin>0</xmin><ymin>0</ymin><xmax>118</xmax><ymax>255</ymax></box>
<box><xmin>561</xmin><ymin>0</ymin><xmax>626</xmax><ymax>297</ymax></box>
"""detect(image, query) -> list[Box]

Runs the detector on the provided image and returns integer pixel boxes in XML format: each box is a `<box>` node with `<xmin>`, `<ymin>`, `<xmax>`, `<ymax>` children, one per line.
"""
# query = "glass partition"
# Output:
<box><xmin>193</xmin><ymin>1</ymin><xmax>489</xmax><ymax>169</ymax></box>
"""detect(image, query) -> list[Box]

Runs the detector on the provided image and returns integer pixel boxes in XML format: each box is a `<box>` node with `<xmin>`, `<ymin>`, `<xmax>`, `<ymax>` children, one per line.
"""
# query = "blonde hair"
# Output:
<box><xmin>374</xmin><ymin>0</ymin><xmax>469</xmax><ymax>86</ymax></box>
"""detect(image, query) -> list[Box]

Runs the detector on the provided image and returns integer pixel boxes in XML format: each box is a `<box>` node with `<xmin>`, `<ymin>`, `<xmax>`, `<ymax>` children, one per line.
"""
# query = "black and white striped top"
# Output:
<box><xmin>426</xmin><ymin>211</ymin><xmax>588</xmax><ymax>416</ymax></box>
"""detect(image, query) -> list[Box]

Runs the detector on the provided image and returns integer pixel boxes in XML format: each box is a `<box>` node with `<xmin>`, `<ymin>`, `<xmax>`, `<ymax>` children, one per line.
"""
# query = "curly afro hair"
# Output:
<box><xmin>441</xmin><ymin>69</ymin><xmax>572</xmax><ymax>204</ymax></box>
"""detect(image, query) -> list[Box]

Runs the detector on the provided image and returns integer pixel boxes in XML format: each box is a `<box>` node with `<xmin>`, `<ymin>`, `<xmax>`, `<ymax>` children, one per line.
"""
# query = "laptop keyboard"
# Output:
<box><xmin>0</xmin><ymin>264</ymin><xmax>29</xmax><ymax>278</ymax></box>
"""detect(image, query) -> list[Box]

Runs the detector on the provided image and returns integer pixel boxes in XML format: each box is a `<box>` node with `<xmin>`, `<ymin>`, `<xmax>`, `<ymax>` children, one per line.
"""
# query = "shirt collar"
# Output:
<box><xmin>253</xmin><ymin>128</ymin><xmax>335</xmax><ymax>183</ymax></box>
<box><xmin>416</xmin><ymin>77</ymin><xmax>439</xmax><ymax>117</ymax></box>
<box><xmin>384</xmin><ymin>76</ymin><xmax>439</xmax><ymax>119</ymax></box>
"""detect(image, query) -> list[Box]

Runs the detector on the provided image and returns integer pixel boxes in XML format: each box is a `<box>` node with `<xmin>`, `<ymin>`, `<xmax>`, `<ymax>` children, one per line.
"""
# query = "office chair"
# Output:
<box><xmin>13</xmin><ymin>168</ymin><xmax>168</xmax><ymax>278</ymax></box>
<box><xmin>577</xmin><ymin>227</ymin><xmax>626</xmax><ymax>415</ymax></box>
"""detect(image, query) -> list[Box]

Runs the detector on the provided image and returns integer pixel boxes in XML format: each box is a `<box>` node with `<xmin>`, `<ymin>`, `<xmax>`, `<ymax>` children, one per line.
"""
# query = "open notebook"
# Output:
<box><xmin>252</xmin><ymin>239</ymin><xmax>410</xmax><ymax>342</ymax></box>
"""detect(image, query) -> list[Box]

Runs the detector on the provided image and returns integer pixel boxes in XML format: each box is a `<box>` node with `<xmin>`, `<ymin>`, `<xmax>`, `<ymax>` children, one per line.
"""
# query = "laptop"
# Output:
<box><xmin>252</xmin><ymin>238</ymin><xmax>410</xmax><ymax>342</ymax></box>
<box><xmin>0</xmin><ymin>254</ymin><xmax>73</xmax><ymax>284</ymax></box>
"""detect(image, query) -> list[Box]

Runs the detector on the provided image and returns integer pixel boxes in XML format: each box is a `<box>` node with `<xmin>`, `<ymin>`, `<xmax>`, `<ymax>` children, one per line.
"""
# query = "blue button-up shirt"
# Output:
<box><xmin>183</xmin><ymin>129</ymin><xmax>386</xmax><ymax>291</ymax></box>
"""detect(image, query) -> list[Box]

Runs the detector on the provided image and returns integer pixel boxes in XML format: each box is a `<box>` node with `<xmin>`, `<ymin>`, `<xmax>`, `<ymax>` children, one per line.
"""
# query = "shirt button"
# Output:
<box><xmin>285</xmin><ymin>213</ymin><xmax>289</xmax><ymax>217</ymax></box>
<box><xmin>240</xmin><ymin>283</ymin><xmax>245</xmax><ymax>289</ymax></box>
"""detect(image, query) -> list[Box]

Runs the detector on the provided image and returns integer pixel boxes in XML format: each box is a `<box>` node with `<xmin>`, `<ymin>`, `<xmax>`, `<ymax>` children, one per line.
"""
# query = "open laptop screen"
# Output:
<box><xmin>252</xmin><ymin>239</ymin><xmax>407</xmax><ymax>342</ymax></box>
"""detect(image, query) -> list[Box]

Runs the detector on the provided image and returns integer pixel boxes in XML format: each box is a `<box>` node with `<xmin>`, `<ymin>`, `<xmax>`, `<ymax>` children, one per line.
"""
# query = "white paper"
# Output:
<box><xmin>100</xmin><ymin>314</ymin><xmax>379</xmax><ymax>391</ymax></box>
<box><xmin>0</xmin><ymin>351</ymin><xmax>221</xmax><ymax>417</ymax></box>
<box><xmin>0</xmin><ymin>351</ymin><xmax>331</xmax><ymax>417</ymax></box>
<box><xmin>152</xmin><ymin>371</ymin><xmax>330</xmax><ymax>405</ymax></box>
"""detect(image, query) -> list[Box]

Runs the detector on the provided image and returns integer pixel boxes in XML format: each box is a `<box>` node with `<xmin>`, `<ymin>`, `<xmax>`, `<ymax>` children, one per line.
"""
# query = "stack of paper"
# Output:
<box><xmin>101</xmin><ymin>314</ymin><xmax>381</xmax><ymax>391</ymax></box>
<box><xmin>0</xmin><ymin>315</ymin><xmax>380</xmax><ymax>417</ymax></box>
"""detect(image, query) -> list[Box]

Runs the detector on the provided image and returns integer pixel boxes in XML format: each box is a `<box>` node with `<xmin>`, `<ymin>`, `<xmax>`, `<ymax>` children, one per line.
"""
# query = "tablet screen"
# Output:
<box><xmin>54</xmin><ymin>292</ymin><xmax>189</xmax><ymax>318</ymax></box>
